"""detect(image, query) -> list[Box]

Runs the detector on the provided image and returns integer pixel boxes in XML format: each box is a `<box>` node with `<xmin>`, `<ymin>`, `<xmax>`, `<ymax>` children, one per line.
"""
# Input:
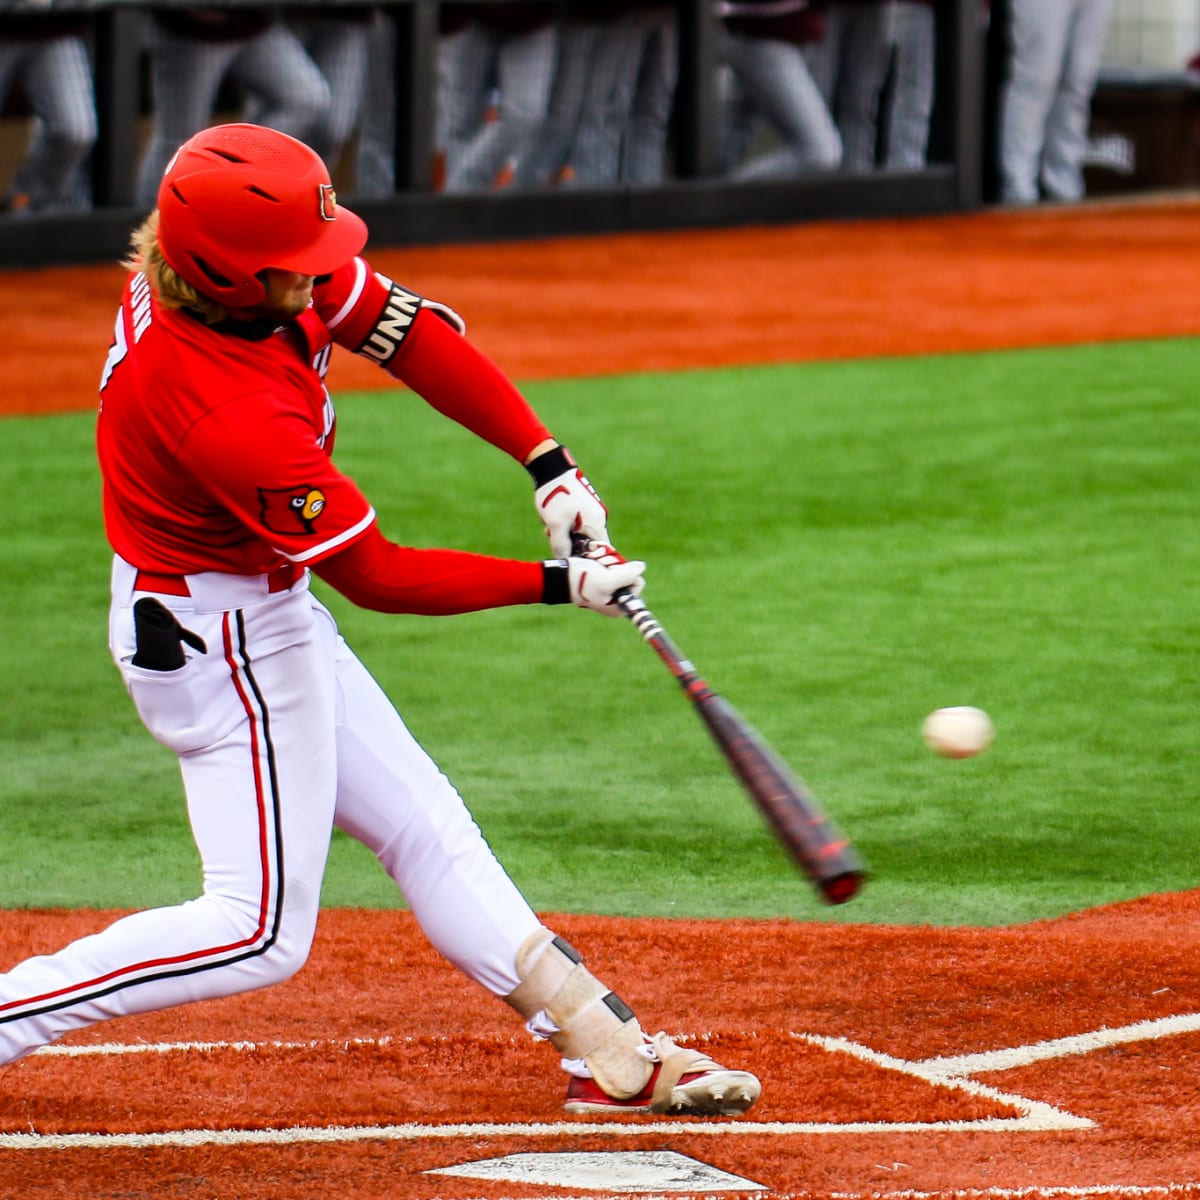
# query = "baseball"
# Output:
<box><xmin>922</xmin><ymin>706</ymin><xmax>994</xmax><ymax>759</ymax></box>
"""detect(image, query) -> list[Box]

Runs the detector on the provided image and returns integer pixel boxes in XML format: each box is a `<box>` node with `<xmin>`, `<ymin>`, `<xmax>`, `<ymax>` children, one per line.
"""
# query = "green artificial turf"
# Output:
<box><xmin>3</xmin><ymin>338</ymin><xmax>1197</xmax><ymax>925</ymax></box>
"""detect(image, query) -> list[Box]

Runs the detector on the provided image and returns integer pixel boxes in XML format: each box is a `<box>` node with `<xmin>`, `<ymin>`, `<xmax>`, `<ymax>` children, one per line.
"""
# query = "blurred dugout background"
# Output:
<box><xmin>0</xmin><ymin>0</ymin><xmax>1196</xmax><ymax>258</ymax></box>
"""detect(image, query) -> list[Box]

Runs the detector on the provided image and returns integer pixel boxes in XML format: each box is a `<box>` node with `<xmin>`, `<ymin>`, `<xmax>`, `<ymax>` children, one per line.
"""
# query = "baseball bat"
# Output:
<box><xmin>615</xmin><ymin>589</ymin><xmax>867</xmax><ymax>905</ymax></box>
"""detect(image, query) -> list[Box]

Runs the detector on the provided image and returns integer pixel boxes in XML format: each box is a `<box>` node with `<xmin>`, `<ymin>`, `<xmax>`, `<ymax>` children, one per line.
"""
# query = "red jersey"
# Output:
<box><xmin>97</xmin><ymin>257</ymin><xmax>549</xmax><ymax>583</ymax></box>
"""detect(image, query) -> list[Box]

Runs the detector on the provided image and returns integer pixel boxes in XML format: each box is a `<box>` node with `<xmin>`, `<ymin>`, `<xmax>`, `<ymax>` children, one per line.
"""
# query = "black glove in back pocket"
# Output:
<box><xmin>132</xmin><ymin>597</ymin><xmax>207</xmax><ymax>671</ymax></box>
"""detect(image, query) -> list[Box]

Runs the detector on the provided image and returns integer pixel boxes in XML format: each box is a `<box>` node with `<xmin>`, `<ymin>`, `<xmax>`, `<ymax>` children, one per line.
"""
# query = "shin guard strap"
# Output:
<box><xmin>648</xmin><ymin>1032</ymin><xmax>721</xmax><ymax>1113</ymax></box>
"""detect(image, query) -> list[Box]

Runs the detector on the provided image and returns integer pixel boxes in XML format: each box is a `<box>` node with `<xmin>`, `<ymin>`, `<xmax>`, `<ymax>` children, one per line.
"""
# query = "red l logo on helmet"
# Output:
<box><xmin>319</xmin><ymin>183</ymin><xmax>337</xmax><ymax>221</ymax></box>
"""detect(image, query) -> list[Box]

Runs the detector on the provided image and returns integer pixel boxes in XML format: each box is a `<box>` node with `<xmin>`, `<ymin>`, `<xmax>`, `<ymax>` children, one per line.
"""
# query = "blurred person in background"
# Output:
<box><xmin>717</xmin><ymin>0</ymin><xmax>842</xmax><ymax>180</ymax></box>
<box><xmin>881</xmin><ymin>0</ymin><xmax>936</xmax><ymax>170</ymax></box>
<box><xmin>806</xmin><ymin>0</ymin><xmax>935</xmax><ymax>172</ymax></box>
<box><xmin>438</xmin><ymin>2</ymin><xmax>559</xmax><ymax>192</ymax></box>
<box><xmin>136</xmin><ymin>7</ymin><xmax>330</xmax><ymax>209</ymax></box>
<box><xmin>804</xmin><ymin>0</ymin><xmax>892</xmax><ymax>171</ymax></box>
<box><xmin>559</xmin><ymin>1</ymin><xmax>679</xmax><ymax>187</ymax></box>
<box><xmin>352</xmin><ymin>7</ymin><xmax>401</xmax><ymax>197</ymax></box>
<box><xmin>996</xmin><ymin>0</ymin><xmax>1115</xmax><ymax>204</ymax></box>
<box><xmin>516</xmin><ymin>1</ymin><xmax>678</xmax><ymax>190</ymax></box>
<box><xmin>616</xmin><ymin>2</ymin><xmax>680</xmax><ymax>185</ymax></box>
<box><xmin>0</xmin><ymin>8</ymin><xmax>97</xmax><ymax>214</ymax></box>
<box><xmin>507</xmin><ymin>3</ymin><xmax>608</xmax><ymax>188</ymax></box>
<box><xmin>260</xmin><ymin>7</ymin><xmax>377</xmax><ymax>182</ymax></box>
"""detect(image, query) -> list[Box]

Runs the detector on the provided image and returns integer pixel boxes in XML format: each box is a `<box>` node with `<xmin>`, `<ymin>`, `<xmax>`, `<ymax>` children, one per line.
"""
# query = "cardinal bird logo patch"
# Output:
<box><xmin>319</xmin><ymin>183</ymin><xmax>337</xmax><ymax>221</ymax></box>
<box><xmin>259</xmin><ymin>486</ymin><xmax>327</xmax><ymax>535</ymax></box>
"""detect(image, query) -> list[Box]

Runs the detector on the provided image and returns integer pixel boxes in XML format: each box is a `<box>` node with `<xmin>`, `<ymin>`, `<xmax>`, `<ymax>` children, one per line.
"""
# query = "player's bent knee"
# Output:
<box><xmin>504</xmin><ymin>926</ymin><xmax>651</xmax><ymax>1099</ymax></box>
<box><xmin>816</xmin><ymin>142</ymin><xmax>843</xmax><ymax>171</ymax></box>
<box><xmin>252</xmin><ymin>931</ymin><xmax>314</xmax><ymax>987</ymax></box>
<box><xmin>207</xmin><ymin>899</ymin><xmax>317</xmax><ymax>988</ymax></box>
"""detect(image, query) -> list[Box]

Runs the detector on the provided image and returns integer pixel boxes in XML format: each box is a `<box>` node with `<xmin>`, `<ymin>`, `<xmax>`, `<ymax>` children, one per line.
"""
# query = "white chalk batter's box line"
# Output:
<box><xmin>8</xmin><ymin>1011</ymin><xmax>1200</xmax><ymax>1151</ymax></box>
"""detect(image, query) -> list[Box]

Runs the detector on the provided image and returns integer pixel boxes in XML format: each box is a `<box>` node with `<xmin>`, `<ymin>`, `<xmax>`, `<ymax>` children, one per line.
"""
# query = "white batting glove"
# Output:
<box><xmin>526</xmin><ymin>444</ymin><xmax>611</xmax><ymax>559</ymax></box>
<box><xmin>541</xmin><ymin>543</ymin><xmax>645</xmax><ymax>618</ymax></box>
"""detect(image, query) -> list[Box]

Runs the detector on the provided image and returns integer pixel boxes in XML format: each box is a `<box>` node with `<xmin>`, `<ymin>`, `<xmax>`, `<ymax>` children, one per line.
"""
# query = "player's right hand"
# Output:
<box><xmin>541</xmin><ymin>543</ymin><xmax>645</xmax><ymax>618</ymax></box>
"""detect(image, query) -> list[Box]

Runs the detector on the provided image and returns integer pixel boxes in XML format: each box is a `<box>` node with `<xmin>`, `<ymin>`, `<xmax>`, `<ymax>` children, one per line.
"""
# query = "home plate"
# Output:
<box><xmin>426</xmin><ymin>1150</ymin><xmax>765</xmax><ymax>1192</ymax></box>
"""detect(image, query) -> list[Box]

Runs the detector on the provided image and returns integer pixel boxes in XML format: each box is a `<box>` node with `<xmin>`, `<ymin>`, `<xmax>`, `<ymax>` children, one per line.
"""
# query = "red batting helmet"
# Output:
<box><xmin>155</xmin><ymin>123</ymin><xmax>367</xmax><ymax>308</ymax></box>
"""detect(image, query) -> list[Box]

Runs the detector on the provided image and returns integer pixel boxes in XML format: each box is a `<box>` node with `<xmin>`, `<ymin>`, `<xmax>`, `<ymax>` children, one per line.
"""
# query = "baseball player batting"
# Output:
<box><xmin>0</xmin><ymin>124</ymin><xmax>761</xmax><ymax>1117</ymax></box>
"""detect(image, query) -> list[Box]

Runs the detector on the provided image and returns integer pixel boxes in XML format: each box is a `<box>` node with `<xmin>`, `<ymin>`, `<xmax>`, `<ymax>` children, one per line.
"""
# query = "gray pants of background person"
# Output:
<box><xmin>566</xmin><ymin>5</ymin><xmax>679</xmax><ymax>187</ymax></box>
<box><xmin>805</xmin><ymin>2</ymin><xmax>892</xmax><ymax>173</ymax></box>
<box><xmin>269</xmin><ymin>14</ymin><xmax>370</xmax><ymax>175</ymax></box>
<box><xmin>807</xmin><ymin>1</ymin><xmax>935</xmax><ymax>172</ymax></box>
<box><xmin>621</xmin><ymin>7</ymin><xmax>679</xmax><ymax>184</ymax></box>
<box><xmin>885</xmin><ymin>2</ymin><xmax>935</xmax><ymax>170</ymax></box>
<box><xmin>509</xmin><ymin>14</ymin><xmax>603</xmax><ymax>189</ymax></box>
<box><xmin>439</xmin><ymin>21</ymin><xmax>558</xmax><ymax>192</ymax></box>
<box><xmin>136</xmin><ymin>18</ymin><xmax>330</xmax><ymax>208</ymax></box>
<box><xmin>0</xmin><ymin>36</ymin><xmax>96</xmax><ymax>212</ymax></box>
<box><xmin>998</xmin><ymin>0</ymin><xmax>1115</xmax><ymax>204</ymax></box>
<box><xmin>353</xmin><ymin>9</ymin><xmax>398</xmax><ymax>197</ymax></box>
<box><xmin>720</xmin><ymin>28</ymin><xmax>841</xmax><ymax>179</ymax></box>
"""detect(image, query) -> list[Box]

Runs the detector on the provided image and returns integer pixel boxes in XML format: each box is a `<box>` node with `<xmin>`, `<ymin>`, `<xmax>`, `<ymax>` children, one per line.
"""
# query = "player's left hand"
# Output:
<box><xmin>526</xmin><ymin>444</ymin><xmax>610</xmax><ymax>558</ymax></box>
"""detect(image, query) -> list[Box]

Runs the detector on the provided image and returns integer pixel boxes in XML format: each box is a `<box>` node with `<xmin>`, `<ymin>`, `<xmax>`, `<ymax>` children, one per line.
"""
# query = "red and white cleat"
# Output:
<box><xmin>563</xmin><ymin>1032</ymin><xmax>761</xmax><ymax>1116</ymax></box>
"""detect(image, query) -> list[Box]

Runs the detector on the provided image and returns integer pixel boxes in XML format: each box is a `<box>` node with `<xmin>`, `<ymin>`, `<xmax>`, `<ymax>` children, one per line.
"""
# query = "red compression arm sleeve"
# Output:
<box><xmin>312</xmin><ymin>523</ymin><xmax>544</xmax><ymax>615</ymax></box>
<box><xmin>388</xmin><ymin>307</ymin><xmax>552</xmax><ymax>463</ymax></box>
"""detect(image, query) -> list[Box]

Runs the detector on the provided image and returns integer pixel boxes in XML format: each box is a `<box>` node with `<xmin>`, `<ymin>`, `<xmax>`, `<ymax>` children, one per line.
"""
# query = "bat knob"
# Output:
<box><xmin>820</xmin><ymin>871</ymin><xmax>866</xmax><ymax>905</ymax></box>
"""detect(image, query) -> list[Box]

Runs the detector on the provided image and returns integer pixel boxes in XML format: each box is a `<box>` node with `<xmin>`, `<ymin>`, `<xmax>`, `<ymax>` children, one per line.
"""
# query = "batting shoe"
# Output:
<box><xmin>563</xmin><ymin>1032</ymin><xmax>761</xmax><ymax>1116</ymax></box>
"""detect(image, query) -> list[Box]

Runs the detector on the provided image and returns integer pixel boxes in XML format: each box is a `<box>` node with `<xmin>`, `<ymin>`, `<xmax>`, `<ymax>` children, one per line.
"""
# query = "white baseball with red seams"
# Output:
<box><xmin>922</xmin><ymin>706</ymin><xmax>995</xmax><ymax>759</ymax></box>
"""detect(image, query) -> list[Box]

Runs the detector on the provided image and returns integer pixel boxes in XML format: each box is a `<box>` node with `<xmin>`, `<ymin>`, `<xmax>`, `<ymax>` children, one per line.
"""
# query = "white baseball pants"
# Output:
<box><xmin>0</xmin><ymin>558</ymin><xmax>541</xmax><ymax>1063</ymax></box>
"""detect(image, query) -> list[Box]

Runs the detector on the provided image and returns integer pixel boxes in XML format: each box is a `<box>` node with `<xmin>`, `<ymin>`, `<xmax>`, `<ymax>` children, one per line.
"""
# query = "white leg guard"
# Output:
<box><xmin>505</xmin><ymin>927</ymin><xmax>652</xmax><ymax>1099</ymax></box>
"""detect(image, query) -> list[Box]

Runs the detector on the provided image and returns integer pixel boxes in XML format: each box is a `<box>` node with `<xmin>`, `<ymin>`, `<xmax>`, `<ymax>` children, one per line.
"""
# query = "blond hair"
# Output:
<box><xmin>125</xmin><ymin>211</ymin><xmax>230</xmax><ymax>325</ymax></box>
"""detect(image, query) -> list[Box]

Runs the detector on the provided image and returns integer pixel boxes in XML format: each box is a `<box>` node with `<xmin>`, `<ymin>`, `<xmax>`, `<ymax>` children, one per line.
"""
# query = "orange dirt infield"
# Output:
<box><xmin>4</xmin><ymin>899</ymin><xmax>1200</xmax><ymax>1198</ymax></box>
<box><xmin>3</xmin><ymin>199</ymin><xmax>1200</xmax><ymax>1198</ymax></box>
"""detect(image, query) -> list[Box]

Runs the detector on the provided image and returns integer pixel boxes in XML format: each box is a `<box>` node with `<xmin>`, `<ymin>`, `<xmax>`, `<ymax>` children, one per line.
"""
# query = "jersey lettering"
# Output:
<box><xmin>99</xmin><ymin>308</ymin><xmax>128</xmax><ymax>395</ymax></box>
<box><xmin>318</xmin><ymin>389</ymin><xmax>335</xmax><ymax>448</ymax></box>
<box><xmin>130</xmin><ymin>272</ymin><xmax>154</xmax><ymax>342</ymax></box>
<box><xmin>357</xmin><ymin>284</ymin><xmax>422</xmax><ymax>367</ymax></box>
